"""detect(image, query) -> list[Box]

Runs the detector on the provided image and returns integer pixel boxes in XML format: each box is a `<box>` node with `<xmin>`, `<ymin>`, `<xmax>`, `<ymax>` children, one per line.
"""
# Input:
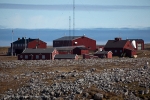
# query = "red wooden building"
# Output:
<box><xmin>53</xmin><ymin>35</ymin><xmax>96</xmax><ymax>51</ymax></box>
<box><xmin>94</xmin><ymin>51</ymin><xmax>112</xmax><ymax>58</ymax></box>
<box><xmin>127</xmin><ymin>39</ymin><xmax>144</xmax><ymax>50</ymax></box>
<box><xmin>54</xmin><ymin>54</ymin><xmax>78</xmax><ymax>60</ymax></box>
<box><xmin>73</xmin><ymin>47</ymin><xmax>89</xmax><ymax>55</ymax></box>
<box><xmin>18</xmin><ymin>48</ymin><xmax>58</xmax><ymax>60</ymax></box>
<box><xmin>104</xmin><ymin>37</ymin><xmax>136</xmax><ymax>57</ymax></box>
<box><xmin>10</xmin><ymin>37</ymin><xmax>47</xmax><ymax>55</ymax></box>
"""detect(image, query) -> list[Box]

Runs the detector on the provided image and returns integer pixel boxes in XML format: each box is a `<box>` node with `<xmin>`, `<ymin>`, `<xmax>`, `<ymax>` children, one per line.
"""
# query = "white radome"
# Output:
<box><xmin>132</xmin><ymin>40</ymin><xmax>136</xmax><ymax>48</ymax></box>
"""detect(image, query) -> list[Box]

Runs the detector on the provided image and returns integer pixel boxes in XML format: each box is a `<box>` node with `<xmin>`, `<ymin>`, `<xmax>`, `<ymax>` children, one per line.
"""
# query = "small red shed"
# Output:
<box><xmin>73</xmin><ymin>47</ymin><xmax>89</xmax><ymax>55</ymax></box>
<box><xmin>54</xmin><ymin>54</ymin><xmax>78</xmax><ymax>60</ymax></box>
<box><xmin>18</xmin><ymin>48</ymin><xmax>58</xmax><ymax>60</ymax></box>
<box><xmin>94</xmin><ymin>51</ymin><xmax>112</xmax><ymax>58</ymax></box>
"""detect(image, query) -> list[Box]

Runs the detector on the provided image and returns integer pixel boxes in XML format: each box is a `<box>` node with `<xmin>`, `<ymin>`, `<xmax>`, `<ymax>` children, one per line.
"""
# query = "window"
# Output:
<box><xmin>25</xmin><ymin>55</ymin><xmax>28</xmax><ymax>59</ymax></box>
<box><xmin>20</xmin><ymin>55</ymin><xmax>23</xmax><ymax>58</ymax></box>
<box><xmin>115</xmin><ymin>50</ymin><xmax>117</xmax><ymax>53</ymax></box>
<box><xmin>42</xmin><ymin>55</ymin><xmax>45</xmax><ymax>59</ymax></box>
<box><xmin>120</xmin><ymin>50</ymin><xmax>122</xmax><ymax>53</ymax></box>
<box><xmin>36</xmin><ymin>55</ymin><xmax>39</xmax><ymax>59</ymax></box>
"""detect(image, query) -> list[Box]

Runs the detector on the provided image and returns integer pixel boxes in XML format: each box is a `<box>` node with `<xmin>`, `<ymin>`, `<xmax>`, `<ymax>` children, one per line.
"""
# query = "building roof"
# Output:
<box><xmin>55</xmin><ymin>45</ymin><xmax>85</xmax><ymax>51</ymax></box>
<box><xmin>54</xmin><ymin>54</ymin><xmax>77</xmax><ymax>59</ymax></box>
<box><xmin>74</xmin><ymin>47</ymin><xmax>88</xmax><ymax>50</ymax></box>
<box><xmin>22</xmin><ymin>48</ymin><xmax>55</xmax><ymax>53</ymax></box>
<box><xmin>53</xmin><ymin>36</ymin><xmax>82</xmax><ymax>41</ymax></box>
<box><xmin>95</xmin><ymin>51</ymin><xmax>112</xmax><ymax>54</ymax></box>
<box><xmin>126</xmin><ymin>39</ymin><xmax>144</xmax><ymax>42</ymax></box>
<box><xmin>12</xmin><ymin>38</ymin><xmax>36</xmax><ymax>44</ymax></box>
<box><xmin>104</xmin><ymin>40</ymin><xmax>128</xmax><ymax>48</ymax></box>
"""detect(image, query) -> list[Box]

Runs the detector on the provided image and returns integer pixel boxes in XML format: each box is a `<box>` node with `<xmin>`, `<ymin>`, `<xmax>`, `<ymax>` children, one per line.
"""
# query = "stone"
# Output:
<box><xmin>94</xmin><ymin>93</ymin><xmax>103</xmax><ymax>100</ymax></box>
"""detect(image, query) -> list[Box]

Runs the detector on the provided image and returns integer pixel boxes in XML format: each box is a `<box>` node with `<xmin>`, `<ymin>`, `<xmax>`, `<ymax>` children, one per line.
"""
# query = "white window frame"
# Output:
<box><xmin>25</xmin><ymin>55</ymin><xmax>28</xmax><ymax>59</ymax></box>
<box><xmin>36</xmin><ymin>55</ymin><xmax>39</xmax><ymax>59</ymax></box>
<box><xmin>42</xmin><ymin>55</ymin><xmax>45</xmax><ymax>59</ymax></box>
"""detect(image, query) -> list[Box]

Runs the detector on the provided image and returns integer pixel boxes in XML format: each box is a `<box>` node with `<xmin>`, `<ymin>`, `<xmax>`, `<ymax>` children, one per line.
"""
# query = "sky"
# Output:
<box><xmin>0</xmin><ymin>0</ymin><xmax>150</xmax><ymax>29</ymax></box>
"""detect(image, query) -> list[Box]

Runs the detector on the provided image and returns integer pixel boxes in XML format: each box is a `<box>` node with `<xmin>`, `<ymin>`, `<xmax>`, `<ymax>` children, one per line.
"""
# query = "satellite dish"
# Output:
<box><xmin>74</xmin><ymin>42</ymin><xmax>77</xmax><ymax>44</ymax></box>
<box><xmin>132</xmin><ymin>40</ymin><xmax>136</xmax><ymax>48</ymax></box>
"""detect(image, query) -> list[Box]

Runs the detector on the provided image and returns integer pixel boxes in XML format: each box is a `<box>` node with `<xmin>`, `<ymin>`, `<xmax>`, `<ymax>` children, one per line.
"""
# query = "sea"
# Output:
<box><xmin>0</xmin><ymin>28</ymin><xmax>150</xmax><ymax>47</ymax></box>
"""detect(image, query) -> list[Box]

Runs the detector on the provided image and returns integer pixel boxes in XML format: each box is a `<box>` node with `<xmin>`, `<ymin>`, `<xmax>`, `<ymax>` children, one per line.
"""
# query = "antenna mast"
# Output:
<box><xmin>73</xmin><ymin>0</ymin><xmax>75</xmax><ymax>38</ymax></box>
<box><xmin>69</xmin><ymin>16</ymin><xmax>71</xmax><ymax>37</ymax></box>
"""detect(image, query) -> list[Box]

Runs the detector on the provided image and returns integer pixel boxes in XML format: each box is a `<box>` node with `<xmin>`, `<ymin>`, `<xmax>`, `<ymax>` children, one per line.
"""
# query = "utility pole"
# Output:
<box><xmin>25</xmin><ymin>37</ymin><xmax>26</xmax><ymax>49</ymax></box>
<box><xmin>11</xmin><ymin>30</ymin><xmax>13</xmax><ymax>56</ymax></box>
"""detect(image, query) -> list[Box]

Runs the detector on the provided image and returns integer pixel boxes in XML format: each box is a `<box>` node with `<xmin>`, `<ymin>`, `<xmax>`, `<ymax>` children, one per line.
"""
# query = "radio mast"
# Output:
<box><xmin>73</xmin><ymin>0</ymin><xmax>75</xmax><ymax>38</ymax></box>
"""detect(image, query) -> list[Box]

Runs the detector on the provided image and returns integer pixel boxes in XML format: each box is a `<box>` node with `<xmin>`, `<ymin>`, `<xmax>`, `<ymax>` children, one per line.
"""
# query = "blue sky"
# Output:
<box><xmin>0</xmin><ymin>0</ymin><xmax>150</xmax><ymax>29</ymax></box>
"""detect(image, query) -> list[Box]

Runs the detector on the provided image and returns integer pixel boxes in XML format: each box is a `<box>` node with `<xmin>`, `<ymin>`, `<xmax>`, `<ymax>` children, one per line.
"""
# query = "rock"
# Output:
<box><xmin>94</xmin><ymin>93</ymin><xmax>103</xmax><ymax>100</ymax></box>
<box><xmin>83</xmin><ymin>92</ymin><xmax>89</xmax><ymax>98</ymax></box>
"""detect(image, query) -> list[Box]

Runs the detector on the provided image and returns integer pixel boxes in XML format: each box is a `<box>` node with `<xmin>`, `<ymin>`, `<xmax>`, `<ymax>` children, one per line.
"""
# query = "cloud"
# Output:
<box><xmin>0</xmin><ymin>3</ymin><xmax>150</xmax><ymax>11</ymax></box>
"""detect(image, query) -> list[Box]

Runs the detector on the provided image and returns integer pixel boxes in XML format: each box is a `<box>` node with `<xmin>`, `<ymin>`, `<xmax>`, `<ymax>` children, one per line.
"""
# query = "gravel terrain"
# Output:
<box><xmin>0</xmin><ymin>58</ymin><xmax>150</xmax><ymax>100</ymax></box>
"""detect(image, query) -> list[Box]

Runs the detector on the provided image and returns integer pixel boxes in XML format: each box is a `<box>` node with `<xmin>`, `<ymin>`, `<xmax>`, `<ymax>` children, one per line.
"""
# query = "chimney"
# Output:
<box><xmin>18</xmin><ymin>38</ymin><xmax>20</xmax><ymax>40</ymax></box>
<box><xmin>115</xmin><ymin>37</ymin><xmax>122</xmax><ymax>41</ymax></box>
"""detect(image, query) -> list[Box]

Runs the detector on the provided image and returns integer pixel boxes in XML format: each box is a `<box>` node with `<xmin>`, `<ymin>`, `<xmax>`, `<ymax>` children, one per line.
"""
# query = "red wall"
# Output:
<box><xmin>136</xmin><ymin>42</ymin><xmax>144</xmax><ymax>50</ymax></box>
<box><xmin>28</xmin><ymin>40</ymin><xmax>47</xmax><ymax>49</ymax></box>
<box><xmin>72</xmin><ymin>36</ymin><xmax>96</xmax><ymax>51</ymax></box>
<box><xmin>73</xmin><ymin>48</ymin><xmax>89</xmax><ymax>55</ymax></box>
<box><xmin>18</xmin><ymin>49</ymin><xmax>58</xmax><ymax>60</ymax></box>
<box><xmin>58</xmin><ymin>50</ymin><xmax>73</xmax><ymax>54</ymax></box>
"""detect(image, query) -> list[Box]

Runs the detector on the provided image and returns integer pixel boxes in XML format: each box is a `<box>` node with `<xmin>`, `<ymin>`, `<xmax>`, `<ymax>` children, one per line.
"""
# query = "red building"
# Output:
<box><xmin>18</xmin><ymin>48</ymin><xmax>58</xmax><ymax>60</ymax></box>
<box><xmin>104</xmin><ymin>38</ymin><xmax>136</xmax><ymax>57</ymax></box>
<box><xmin>10</xmin><ymin>37</ymin><xmax>47</xmax><ymax>55</ymax></box>
<box><xmin>127</xmin><ymin>39</ymin><xmax>144</xmax><ymax>50</ymax></box>
<box><xmin>53</xmin><ymin>35</ymin><xmax>96</xmax><ymax>51</ymax></box>
<box><xmin>54</xmin><ymin>54</ymin><xmax>78</xmax><ymax>60</ymax></box>
<box><xmin>94</xmin><ymin>51</ymin><xmax>112</xmax><ymax>58</ymax></box>
<box><xmin>73</xmin><ymin>47</ymin><xmax>89</xmax><ymax>55</ymax></box>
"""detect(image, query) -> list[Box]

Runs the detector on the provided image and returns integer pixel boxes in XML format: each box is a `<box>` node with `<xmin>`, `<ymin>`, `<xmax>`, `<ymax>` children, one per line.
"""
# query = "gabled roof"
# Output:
<box><xmin>126</xmin><ymin>39</ymin><xmax>144</xmax><ymax>42</ymax></box>
<box><xmin>95</xmin><ymin>51</ymin><xmax>112</xmax><ymax>54</ymax></box>
<box><xmin>54</xmin><ymin>36</ymin><xmax>82</xmax><ymax>41</ymax></box>
<box><xmin>54</xmin><ymin>54</ymin><xmax>77</xmax><ymax>59</ymax></box>
<box><xmin>104</xmin><ymin>40</ymin><xmax>128</xmax><ymax>48</ymax></box>
<box><xmin>12</xmin><ymin>38</ymin><xmax>36</xmax><ymax>44</ymax></box>
<box><xmin>22</xmin><ymin>48</ymin><xmax>55</xmax><ymax>53</ymax></box>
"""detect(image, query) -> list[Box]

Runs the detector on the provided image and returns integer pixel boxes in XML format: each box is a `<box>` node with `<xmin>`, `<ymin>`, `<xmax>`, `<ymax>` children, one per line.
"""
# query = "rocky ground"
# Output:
<box><xmin>0</xmin><ymin>58</ymin><xmax>150</xmax><ymax>100</ymax></box>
